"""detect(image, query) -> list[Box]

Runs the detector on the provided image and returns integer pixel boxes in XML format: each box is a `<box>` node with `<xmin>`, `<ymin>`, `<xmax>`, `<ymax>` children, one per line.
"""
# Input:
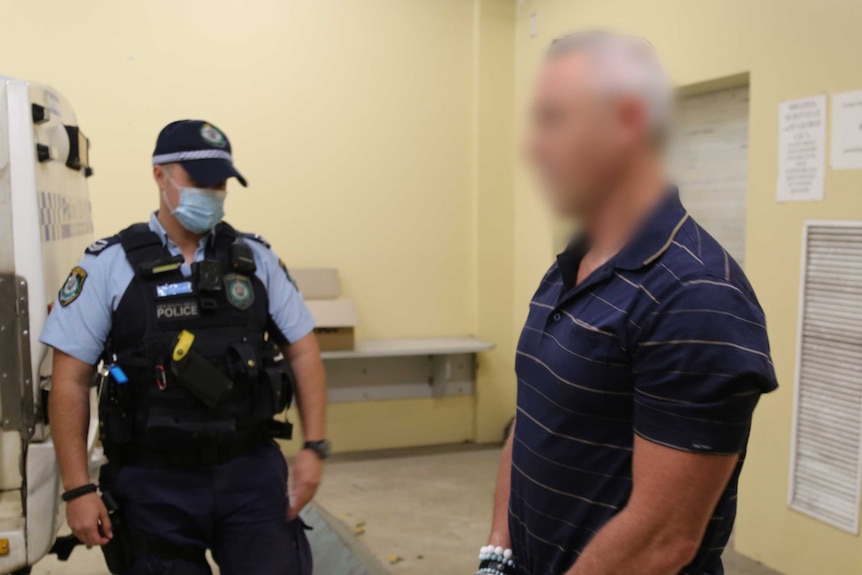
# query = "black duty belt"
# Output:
<box><xmin>111</xmin><ymin>433</ymin><xmax>270</xmax><ymax>468</ymax></box>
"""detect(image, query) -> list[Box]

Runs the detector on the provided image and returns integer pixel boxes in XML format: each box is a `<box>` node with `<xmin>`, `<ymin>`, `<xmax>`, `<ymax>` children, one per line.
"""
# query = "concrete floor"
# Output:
<box><xmin>315</xmin><ymin>445</ymin><xmax>783</xmax><ymax>575</ymax></box>
<box><xmin>31</xmin><ymin>445</ymin><xmax>782</xmax><ymax>575</ymax></box>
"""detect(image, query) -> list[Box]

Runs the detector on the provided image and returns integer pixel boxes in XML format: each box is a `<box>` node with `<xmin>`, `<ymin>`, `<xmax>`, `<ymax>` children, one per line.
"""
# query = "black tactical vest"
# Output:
<box><xmin>98</xmin><ymin>221</ymin><xmax>293</xmax><ymax>467</ymax></box>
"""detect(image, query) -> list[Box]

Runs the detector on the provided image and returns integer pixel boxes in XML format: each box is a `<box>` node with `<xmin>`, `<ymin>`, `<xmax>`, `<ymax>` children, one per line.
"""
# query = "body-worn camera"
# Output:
<box><xmin>194</xmin><ymin>260</ymin><xmax>222</xmax><ymax>309</ymax></box>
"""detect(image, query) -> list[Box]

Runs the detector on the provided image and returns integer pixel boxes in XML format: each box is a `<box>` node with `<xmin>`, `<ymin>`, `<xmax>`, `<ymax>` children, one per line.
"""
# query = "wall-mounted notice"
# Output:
<box><xmin>831</xmin><ymin>89</ymin><xmax>862</xmax><ymax>170</ymax></box>
<box><xmin>777</xmin><ymin>95</ymin><xmax>826</xmax><ymax>202</ymax></box>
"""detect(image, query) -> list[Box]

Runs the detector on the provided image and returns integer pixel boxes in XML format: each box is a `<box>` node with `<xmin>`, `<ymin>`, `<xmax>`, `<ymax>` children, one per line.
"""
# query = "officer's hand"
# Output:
<box><xmin>67</xmin><ymin>492</ymin><xmax>113</xmax><ymax>547</ymax></box>
<box><xmin>288</xmin><ymin>448</ymin><xmax>323</xmax><ymax>520</ymax></box>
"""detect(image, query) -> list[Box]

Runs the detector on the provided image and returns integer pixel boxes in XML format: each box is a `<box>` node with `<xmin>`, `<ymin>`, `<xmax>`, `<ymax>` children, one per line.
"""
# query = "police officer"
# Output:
<box><xmin>41</xmin><ymin>120</ymin><xmax>330</xmax><ymax>575</ymax></box>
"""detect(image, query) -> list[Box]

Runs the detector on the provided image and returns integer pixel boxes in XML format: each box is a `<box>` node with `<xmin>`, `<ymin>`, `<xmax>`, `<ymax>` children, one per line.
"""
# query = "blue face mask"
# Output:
<box><xmin>163</xmin><ymin>176</ymin><xmax>226</xmax><ymax>234</ymax></box>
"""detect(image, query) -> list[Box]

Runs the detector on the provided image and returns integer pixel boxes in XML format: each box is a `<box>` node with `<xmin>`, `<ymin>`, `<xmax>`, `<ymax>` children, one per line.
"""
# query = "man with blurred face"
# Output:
<box><xmin>477</xmin><ymin>32</ymin><xmax>777</xmax><ymax>575</ymax></box>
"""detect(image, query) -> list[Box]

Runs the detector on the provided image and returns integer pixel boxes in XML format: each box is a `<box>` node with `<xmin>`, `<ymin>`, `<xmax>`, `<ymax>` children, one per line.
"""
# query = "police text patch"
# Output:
<box><xmin>156</xmin><ymin>300</ymin><xmax>200</xmax><ymax>320</ymax></box>
<box><xmin>59</xmin><ymin>266</ymin><xmax>88</xmax><ymax>307</ymax></box>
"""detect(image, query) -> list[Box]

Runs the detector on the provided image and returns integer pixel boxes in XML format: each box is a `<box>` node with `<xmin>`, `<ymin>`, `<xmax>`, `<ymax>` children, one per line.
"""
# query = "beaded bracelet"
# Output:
<box><xmin>475</xmin><ymin>545</ymin><xmax>516</xmax><ymax>575</ymax></box>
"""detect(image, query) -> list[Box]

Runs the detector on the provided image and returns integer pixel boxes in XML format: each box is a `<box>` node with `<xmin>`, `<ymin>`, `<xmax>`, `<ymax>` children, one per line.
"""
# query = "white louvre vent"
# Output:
<box><xmin>789</xmin><ymin>222</ymin><xmax>862</xmax><ymax>534</ymax></box>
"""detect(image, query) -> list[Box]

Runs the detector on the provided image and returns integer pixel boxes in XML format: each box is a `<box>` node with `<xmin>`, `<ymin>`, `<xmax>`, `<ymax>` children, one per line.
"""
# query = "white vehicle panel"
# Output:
<box><xmin>0</xmin><ymin>76</ymin><xmax>95</xmax><ymax>573</ymax></box>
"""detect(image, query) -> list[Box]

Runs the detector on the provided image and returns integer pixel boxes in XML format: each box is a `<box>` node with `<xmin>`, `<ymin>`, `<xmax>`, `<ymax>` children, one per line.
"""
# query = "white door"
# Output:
<box><xmin>670</xmin><ymin>85</ymin><xmax>750</xmax><ymax>267</ymax></box>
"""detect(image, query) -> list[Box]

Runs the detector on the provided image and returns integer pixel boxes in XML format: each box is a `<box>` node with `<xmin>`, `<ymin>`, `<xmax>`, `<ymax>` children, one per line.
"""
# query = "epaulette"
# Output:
<box><xmin>240</xmin><ymin>232</ymin><xmax>271</xmax><ymax>249</ymax></box>
<box><xmin>237</xmin><ymin>231</ymin><xmax>294</xmax><ymax>284</ymax></box>
<box><xmin>85</xmin><ymin>235</ymin><xmax>122</xmax><ymax>256</ymax></box>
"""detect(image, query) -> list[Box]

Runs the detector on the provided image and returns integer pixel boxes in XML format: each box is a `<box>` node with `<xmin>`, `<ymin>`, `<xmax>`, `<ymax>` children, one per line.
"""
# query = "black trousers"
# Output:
<box><xmin>105</xmin><ymin>443</ymin><xmax>312</xmax><ymax>575</ymax></box>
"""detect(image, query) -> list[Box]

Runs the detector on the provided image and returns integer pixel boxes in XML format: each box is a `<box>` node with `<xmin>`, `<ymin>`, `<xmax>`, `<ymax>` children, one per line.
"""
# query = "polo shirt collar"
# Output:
<box><xmin>557</xmin><ymin>236</ymin><xmax>590</xmax><ymax>290</ymax></box>
<box><xmin>614</xmin><ymin>186</ymin><xmax>689</xmax><ymax>271</ymax></box>
<box><xmin>556</xmin><ymin>186</ymin><xmax>689</xmax><ymax>287</ymax></box>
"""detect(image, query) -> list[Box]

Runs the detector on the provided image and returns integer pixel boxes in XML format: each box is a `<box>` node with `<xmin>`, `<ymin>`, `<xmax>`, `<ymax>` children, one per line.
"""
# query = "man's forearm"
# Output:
<box><xmin>488</xmin><ymin>426</ymin><xmax>515</xmax><ymax>547</ymax></box>
<box><xmin>49</xmin><ymin>371</ymin><xmax>93</xmax><ymax>491</ymax></box>
<box><xmin>566</xmin><ymin>508</ymin><xmax>699</xmax><ymax>575</ymax></box>
<box><xmin>286</xmin><ymin>334</ymin><xmax>327</xmax><ymax>442</ymax></box>
<box><xmin>567</xmin><ymin>437</ymin><xmax>738</xmax><ymax>575</ymax></box>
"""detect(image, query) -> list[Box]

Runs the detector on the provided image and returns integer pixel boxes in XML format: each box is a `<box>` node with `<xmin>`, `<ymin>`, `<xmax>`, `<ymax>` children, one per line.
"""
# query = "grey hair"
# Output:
<box><xmin>548</xmin><ymin>31</ymin><xmax>673</xmax><ymax>144</ymax></box>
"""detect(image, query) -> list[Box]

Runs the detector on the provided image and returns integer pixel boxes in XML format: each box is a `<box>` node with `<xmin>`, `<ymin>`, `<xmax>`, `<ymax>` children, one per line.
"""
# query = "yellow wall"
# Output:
<box><xmin>513</xmin><ymin>1</ymin><xmax>862</xmax><ymax>573</ymax></box>
<box><xmin>1</xmin><ymin>0</ymin><xmax>475</xmax><ymax>338</ymax></box>
<box><xmin>0</xmin><ymin>1</ymin><xmax>519</xmax><ymax>454</ymax></box>
<box><xmin>474</xmin><ymin>0</ymin><xmax>517</xmax><ymax>444</ymax></box>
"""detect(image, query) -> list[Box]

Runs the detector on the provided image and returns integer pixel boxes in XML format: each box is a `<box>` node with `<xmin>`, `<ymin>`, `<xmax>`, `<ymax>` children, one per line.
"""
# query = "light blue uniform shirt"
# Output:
<box><xmin>40</xmin><ymin>213</ymin><xmax>315</xmax><ymax>365</ymax></box>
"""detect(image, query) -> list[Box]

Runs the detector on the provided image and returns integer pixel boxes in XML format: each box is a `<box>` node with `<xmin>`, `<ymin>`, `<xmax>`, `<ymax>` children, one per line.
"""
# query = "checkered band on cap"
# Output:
<box><xmin>152</xmin><ymin>149</ymin><xmax>233</xmax><ymax>165</ymax></box>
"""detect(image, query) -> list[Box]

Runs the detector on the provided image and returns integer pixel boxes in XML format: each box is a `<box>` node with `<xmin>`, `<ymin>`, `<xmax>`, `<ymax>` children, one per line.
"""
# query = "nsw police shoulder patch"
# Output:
<box><xmin>278</xmin><ymin>258</ymin><xmax>298</xmax><ymax>287</ymax></box>
<box><xmin>59</xmin><ymin>266</ymin><xmax>87</xmax><ymax>307</ymax></box>
<box><xmin>224</xmin><ymin>274</ymin><xmax>254</xmax><ymax>310</ymax></box>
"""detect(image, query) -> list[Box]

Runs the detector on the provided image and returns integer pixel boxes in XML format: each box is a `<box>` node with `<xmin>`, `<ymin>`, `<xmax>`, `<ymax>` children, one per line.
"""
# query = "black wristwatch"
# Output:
<box><xmin>303</xmin><ymin>440</ymin><xmax>331</xmax><ymax>460</ymax></box>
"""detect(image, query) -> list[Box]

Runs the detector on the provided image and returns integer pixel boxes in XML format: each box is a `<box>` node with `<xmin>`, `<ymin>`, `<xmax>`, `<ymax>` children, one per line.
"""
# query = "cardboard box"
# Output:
<box><xmin>294</xmin><ymin>269</ymin><xmax>357</xmax><ymax>351</ymax></box>
<box><xmin>291</xmin><ymin>268</ymin><xmax>341</xmax><ymax>300</ymax></box>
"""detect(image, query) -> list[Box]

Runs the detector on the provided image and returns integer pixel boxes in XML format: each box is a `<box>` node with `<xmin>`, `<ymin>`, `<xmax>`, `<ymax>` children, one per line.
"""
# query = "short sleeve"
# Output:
<box><xmin>39</xmin><ymin>254</ymin><xmax>114</xmax><ymax>365</ymax></box>
<box><xmin>632</xmin><ymin>278</ymin><xmax>778</xmax><ymax>455</ymax></box>
<box><xmin>248</xmin><ymin>242</ymin><xmax>316</xmax><ymax>345</ymax></box>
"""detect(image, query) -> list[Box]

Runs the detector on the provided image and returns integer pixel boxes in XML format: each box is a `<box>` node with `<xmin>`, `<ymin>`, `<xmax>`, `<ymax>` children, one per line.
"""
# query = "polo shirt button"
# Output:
<box><xmin>553</xmin><ymin>313</ymin><xmax>562</xmax><ymax>321</ymax></box>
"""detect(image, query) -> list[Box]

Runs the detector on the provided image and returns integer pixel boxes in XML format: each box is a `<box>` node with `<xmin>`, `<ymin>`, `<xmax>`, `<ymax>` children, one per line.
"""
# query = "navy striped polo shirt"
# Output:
<box><xmin>509</xmin><ymin>190</ymin><xmax>778</xmax><ymax>575</ymax></box>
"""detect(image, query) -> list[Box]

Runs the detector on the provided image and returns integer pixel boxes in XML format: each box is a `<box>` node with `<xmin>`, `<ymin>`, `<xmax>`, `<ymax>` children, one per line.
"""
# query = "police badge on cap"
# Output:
<box><xmin>200</xmin><ymin>123</ymin><xmax>227</xmax><ymax>148</ymax></box>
